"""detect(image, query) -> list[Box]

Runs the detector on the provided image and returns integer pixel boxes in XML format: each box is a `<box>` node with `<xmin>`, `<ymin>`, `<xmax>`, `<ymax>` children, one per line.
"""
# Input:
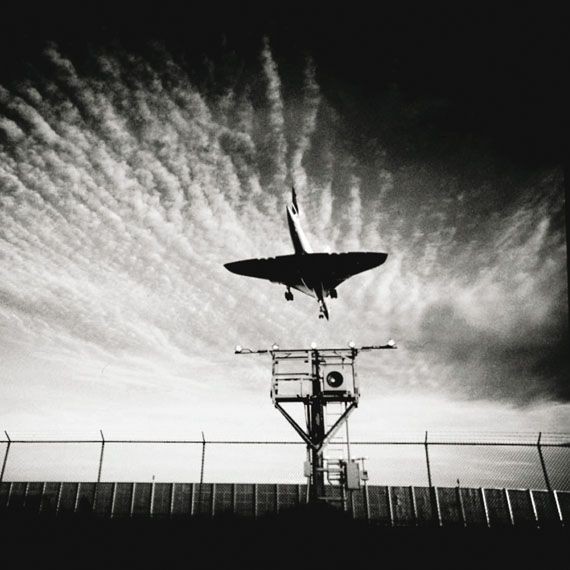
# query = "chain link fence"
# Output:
<box><xmin>1</xmin><ymin>431</ymin><xmax>568</xmax><ymax>491</ymax></box>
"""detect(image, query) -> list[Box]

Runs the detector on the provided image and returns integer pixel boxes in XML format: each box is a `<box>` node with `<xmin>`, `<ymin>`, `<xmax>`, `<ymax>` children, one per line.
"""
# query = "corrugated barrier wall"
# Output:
<box><xmin>1</xmin><ymin>481</ymin><xmax>568</xmax><ymax>528</ymax></box>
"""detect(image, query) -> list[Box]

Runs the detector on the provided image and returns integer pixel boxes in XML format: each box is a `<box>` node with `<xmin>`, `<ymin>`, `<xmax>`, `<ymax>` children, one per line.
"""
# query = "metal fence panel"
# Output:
<box><xmin>460</xmin><ymin>488</ymin><xmax>486</xmax><ymax>527</ymax></box>
<box><xmin>76</xmin><ymin>482</ymin><xmax>96</xmax><ymax>514</ymax></box>
<box><xmin>171</xmin><ymin>483</ymin><xmax>192</xmax><ymax>517</ymax></box>
<box><xmin>153</xmin><ymin>483</ymin><xmax>173</xmax><ymax>518</ymax></box>
<box><xmin>256</xmin><ymin>484</ymin><xmax>276</xmax><ymax>518</ymax></box>
<box><xmin>429</xmin><ymin>445</ymin><xmax>545</xmax><ymax>490</ymax></box>
<box><xmin>350</xmin><ymin>487</ymin><xmax>367</xmax><ymax>520</ymax></box>
<box><xmin>75</xmin><ymin>483</ymin><xmax>93</xmax><ymax>513</ymax></box>
<box><xmin>484</xmin><ymin>489</ymin><xmax>510</xmax><ymax>527</ymax></box>
<box><xmin>193</xmin><ymin>483</ymin><xmax>213</xmax><ymax>516</ymax></box>
<box><xmin>213</xmin><ymin>483</ymin><xmax>233</xmax><ymax>516</ymax></box>
<box><xmin>413</xmin><ymin>487</ymin><xmax>435</xmax><ymax>526</ymax></box>
<box><xmin>438</xmin><ymin>487</ymin><xmax>462</xmax><ymax>526</ymax></box>
<box><xmin>40</xmin><ymin>482</ymin><xmax>60</xmax><ymax>514</ymax></box>
<box><xmin>532</xmin><ymin>491</ymin><xmax>560</xmax><ymax>527</ymax></box>
<box><xmin>24</xmin><ymin>482</ymin><xmax>43</xmax><ymax>513</ymax></box>
<box><xmin>100</xmin><ymin>443</ymin><xmax>203</xmax><ymax>482</ymax></box>
<box><xmin>77</xmin><ymin>483</ymin><xmax>96</xmax><ymax>513</ymax></box>
<box><xmin>7</xmin><ymin>482</ymin><xmax>26</xmax><ymax>510</ymax></box>
<box><xmin>391</xmin><ymin>486</ymin><xmax>414</xmax><ymax>526</ymax></box>
<box><xmin>4</xmin><ymin>443</ymin><xmax>100</xmax><ymax>482</ymax></box>
<box><xmin>276</xmin><ymin>484</ymin><xmax>300</xmax><ymax>511</ymax></box>
<box><xmin>204</xmin><ymin>444</ymin><xmax>304</xmax><ymax>484</ymax></box>
<box><xmin>235</xmin><ymin>484</ymin><xmax>254</xmax><ymax>517</ymax></box>
<box><xmin>113</xmin><ymin>482</ymin><xmax>133</xmax><ymax>517</ymax></box>
<box><xmin>58</xmin><ymin>482</ymin><xmax>78</xmax><ymax>515</ymax></box>
<box><xmin>367</xmin><ymin>485</ymin><xmax>390</xmax><ymax>525</ymax></box>
<box><xmin>351</xmin><ymin>444</ymin><xmax>427</xmax><ymax>486</ymax></box>
<box><xmin>324</xmin><ymin>485</ymin><xmax>343</xmax><ymax>509</ymax></box>
<box><xmin>507</xmin><ymin>490</ymin><xmax>536</xmax><ymax>527</ymax></box>
<box><xmin>541</xmin><ymin>447</ymin><xmax>570</xmax><ymax>491</ymax></box>
<box><xmin>132</xmin><ymin>483</ymin><xmax>152</xmax><ymax>517</ymax></box>
<box><xmin>94</xmin><ymin>483</ymin><xmax>114</xmax><ymax>517</ymax></box>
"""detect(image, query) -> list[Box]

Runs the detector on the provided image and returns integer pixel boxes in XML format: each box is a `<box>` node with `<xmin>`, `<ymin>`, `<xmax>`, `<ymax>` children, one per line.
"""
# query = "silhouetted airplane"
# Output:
<box><xmin>224</xmin><ymin>188</ymin><xmax>387</xmax><ymax>319</ymax></box>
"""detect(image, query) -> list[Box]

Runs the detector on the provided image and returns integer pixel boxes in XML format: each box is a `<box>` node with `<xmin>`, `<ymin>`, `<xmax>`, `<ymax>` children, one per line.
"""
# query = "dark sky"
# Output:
<box><xmin>1</xmin><ymin>3</ymin><xmax>567</xmax><ymax>167</ymax></box>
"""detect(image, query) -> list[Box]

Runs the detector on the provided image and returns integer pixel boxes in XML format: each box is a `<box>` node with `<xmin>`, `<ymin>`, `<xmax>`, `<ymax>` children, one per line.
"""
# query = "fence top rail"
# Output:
<box><xmin>2</xmin><ymin>438</ymin><xmax>569</xmax><ymax>447</ymax></box>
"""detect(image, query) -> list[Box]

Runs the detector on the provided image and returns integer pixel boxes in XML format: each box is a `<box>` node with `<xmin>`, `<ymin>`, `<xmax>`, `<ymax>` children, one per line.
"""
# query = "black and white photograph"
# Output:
<box><xmin>0</xmin><ymin>3</ymin><xmax>568</xmax><ymax>567</ymax></box>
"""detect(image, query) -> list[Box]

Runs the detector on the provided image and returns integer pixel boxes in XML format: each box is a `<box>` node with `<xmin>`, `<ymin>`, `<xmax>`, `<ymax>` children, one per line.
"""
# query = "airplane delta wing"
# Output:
<box><xmin>316</xmin><ymin>252</ymin><xmax>387</xmax><ymax>291</ymax></box>
<box><xmin>224</xmin><ymin>251</ymin><xmax>387</xmax><ymax>299</ymax></box>
<box><xmin>224</xmin><ymin>187</ymin><xmax>388</xmax><ymax>319</ymax></box>
<box><xmin>224</xmin><ymin>255</ymin><xmax>302</xmax><ymax>286</ymax></box>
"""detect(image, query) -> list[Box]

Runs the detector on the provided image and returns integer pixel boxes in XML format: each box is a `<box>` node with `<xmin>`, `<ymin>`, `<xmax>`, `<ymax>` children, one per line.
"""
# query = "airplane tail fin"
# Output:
<box><xmin>286</xmin><ymin>186</ymin><xmax>313</xmax><ymax>255</ymax></box>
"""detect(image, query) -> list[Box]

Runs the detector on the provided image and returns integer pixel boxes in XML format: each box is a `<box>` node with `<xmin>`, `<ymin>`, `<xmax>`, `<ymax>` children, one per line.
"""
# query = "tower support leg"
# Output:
<box><xmin>307</xmin><ymin>392</ymin><xmax>326</xmax><ymax>502</ymax></box>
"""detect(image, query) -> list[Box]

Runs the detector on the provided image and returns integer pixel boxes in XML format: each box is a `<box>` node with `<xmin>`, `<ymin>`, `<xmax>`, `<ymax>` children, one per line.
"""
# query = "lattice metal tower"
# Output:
<box><xmin>235</xmin><ymin>342</ymin><xmax>396</xmax><ymax>503</ymax></box>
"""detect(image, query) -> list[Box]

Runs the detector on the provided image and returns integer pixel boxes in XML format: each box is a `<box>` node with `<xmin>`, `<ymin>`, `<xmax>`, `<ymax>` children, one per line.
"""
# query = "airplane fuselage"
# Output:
<box><xmin>286</xmin><ymin>196</ymin><xmax>330</xmax><ymax>317</ymax></box>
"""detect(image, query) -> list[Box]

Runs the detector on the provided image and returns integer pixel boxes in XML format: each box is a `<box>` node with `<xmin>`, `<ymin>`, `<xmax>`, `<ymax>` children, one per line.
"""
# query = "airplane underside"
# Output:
<box><xmin>226</xmin><ymin>251</ymin><xmax>386</xmax><ymax>320</ymax></box>
<box><xmin>224</xmin><ymin>187</ymin><xmax>387</xmax><ymax>321</ymax></box>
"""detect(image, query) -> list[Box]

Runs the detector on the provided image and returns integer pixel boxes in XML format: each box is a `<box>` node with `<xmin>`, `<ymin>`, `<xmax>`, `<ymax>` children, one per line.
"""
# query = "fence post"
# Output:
<box><xmin>537</xmin><ymin>432</ymin><xmax>552</xmax><ymax>492</ymax></box>
<box><xmin>200</xmin><ymin>431</ymin><xmax>206</xmax><ymax>484</ymax></box>
<box><xmin>537</xmin><ymin>431</ymin><xmax>563</xmax><ymax>524</ymax></box>
<box><xmin>196</xmin><ymin>431</ymin><xmax>206</xmax><ymax>515</ymax></box>
<box><xmin>424</xmin><ymin>431</ymin><xmax>433</xmax><ymax>488</ymax></box>
<box><xmin>97</xmin><ymin>430</ymin><xmax>105</xmax><ymax>483</ymax></box>
<box><xmin>424</xmin><ymin>431</ymin><xmax>440</xmax><ymax>525</ymax></box>
<box><xmin>0</xmin><ymin>431</ymin><xmax>11</xmax><ymax>483</ymax></box>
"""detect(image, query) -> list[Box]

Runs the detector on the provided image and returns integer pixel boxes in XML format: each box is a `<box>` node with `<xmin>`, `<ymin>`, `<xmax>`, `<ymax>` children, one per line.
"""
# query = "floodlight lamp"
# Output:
<box><xmin>310</xmin><ymin>342</ymin><xmax>317</xmax><ymax>349</ymax></box>
<box><xmin>235</xmin><ymin>344</ymin><xmax>243</xmax><ymax>353</ymax></box>
<box><xmin>387</xmin><ymin>339</ymin><xmax>396</xmax><ymax>347</ymax></box>
<box><xmin>348</xmin><ymin>340</ymin><xmax>356</xmax><ymax>348</ymax></box>
<box><xmin>271</xmin><ymin>343</ymin><xmax>279</xmax><ymax>351</ymax></box>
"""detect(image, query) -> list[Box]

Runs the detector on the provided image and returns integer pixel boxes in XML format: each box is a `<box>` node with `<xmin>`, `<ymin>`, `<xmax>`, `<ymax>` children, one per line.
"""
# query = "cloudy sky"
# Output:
<box><xmin>0</xmin><ymin>5</ymin><xmax>568</xmax><ymax>468</ymax></box>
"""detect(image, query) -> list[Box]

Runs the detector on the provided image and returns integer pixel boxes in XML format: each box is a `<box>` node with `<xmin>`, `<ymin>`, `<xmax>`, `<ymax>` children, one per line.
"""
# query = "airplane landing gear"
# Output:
<box><xmin>284</xmin><ymin>289</ymin><xmax>294</xmax><ymax>301</ymax></box>
<box><xmin>318</xmin><ymin>300</ymin><xmax>328</xmax><ymax>320</ymax></box>
<box><xmin>330</xmin><ymin>289</ymin><xmax>337</xmax><ymax>299</ymax></box>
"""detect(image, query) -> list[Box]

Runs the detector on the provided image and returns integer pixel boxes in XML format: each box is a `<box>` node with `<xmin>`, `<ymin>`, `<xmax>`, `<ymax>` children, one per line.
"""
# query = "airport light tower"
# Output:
<box><xmin>235</xmin><ymin>341</ymin><xmax>397</xmax><ymax>503</ymax></box>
